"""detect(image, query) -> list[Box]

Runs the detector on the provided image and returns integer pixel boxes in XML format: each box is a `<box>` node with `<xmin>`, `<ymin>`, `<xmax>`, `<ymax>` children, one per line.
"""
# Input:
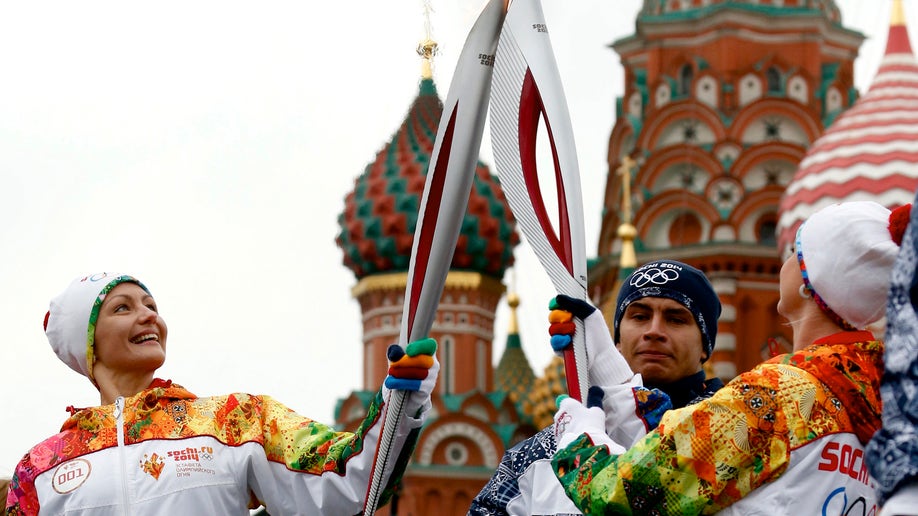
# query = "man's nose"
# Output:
<box><xmin>643</xmin><ymin>313</ymin><xmax>666</xmax><ymax>339</ymax></box>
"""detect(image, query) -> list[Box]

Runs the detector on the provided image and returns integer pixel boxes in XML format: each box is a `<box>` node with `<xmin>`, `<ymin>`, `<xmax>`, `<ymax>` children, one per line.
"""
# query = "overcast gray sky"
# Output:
<box><xmin>0</xmin><ymin>0</ymin><xmax>893</xmax><ymax>475</ymax></box>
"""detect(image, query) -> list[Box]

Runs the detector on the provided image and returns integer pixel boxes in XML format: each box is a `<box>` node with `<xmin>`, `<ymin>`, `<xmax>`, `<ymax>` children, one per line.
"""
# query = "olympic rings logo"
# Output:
<box><xmin>79</xmin><ymin>272</ymin><xmax>115</xmax><ymax>284</ymax></box>
<box><xmin>630</xmin><ymin>267</ymin><xmax>680</xmax><ymax>288</ymax></box>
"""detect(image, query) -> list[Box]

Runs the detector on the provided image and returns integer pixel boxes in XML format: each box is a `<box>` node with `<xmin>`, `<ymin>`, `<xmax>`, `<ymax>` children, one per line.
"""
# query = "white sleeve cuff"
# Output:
<box><xmin>600</xmin><ymin>375</ymin><xmax>651</xmax><ymax>447</ymax></box>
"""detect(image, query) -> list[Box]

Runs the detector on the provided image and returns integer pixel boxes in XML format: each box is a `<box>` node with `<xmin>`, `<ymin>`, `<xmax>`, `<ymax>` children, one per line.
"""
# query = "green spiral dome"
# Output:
<box><xmin>337</xmin><ymin>78</ymin><xmax>519</xmax><ymax>280</ymax></box>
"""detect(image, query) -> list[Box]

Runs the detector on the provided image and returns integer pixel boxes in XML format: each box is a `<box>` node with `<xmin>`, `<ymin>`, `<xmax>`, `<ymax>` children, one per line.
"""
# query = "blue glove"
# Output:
<box><xmin>384</xmin><ymin>338</ymin><xmax>439</xmax><ymax>395</ymax></box>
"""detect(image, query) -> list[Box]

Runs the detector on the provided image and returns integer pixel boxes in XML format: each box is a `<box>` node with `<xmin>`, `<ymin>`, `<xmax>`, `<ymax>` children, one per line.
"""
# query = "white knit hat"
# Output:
<box><xmin>796</xmin><ymin>201</ymin><xmax>910</xmax><ymax>330</ymax></box>
<box><xmin>44</xmin><ymin>273</ymin><xmax>149</xmax><ymax>384</ymax></box>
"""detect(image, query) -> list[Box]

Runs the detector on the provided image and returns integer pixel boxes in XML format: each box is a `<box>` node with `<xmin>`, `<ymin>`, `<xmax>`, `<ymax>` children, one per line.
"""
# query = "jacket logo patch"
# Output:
<box><xmin>140</xmin><ymin>453</ymin><xmax>166</xmax><ymax>480</ymax></box>
<box><xmin>168</xmin><ymin>446</ymin><xmax>216</xmax><ymax>478</ymax></box>
<box><xmin>52</xmin><ymin>458</ymin><xmax>91</xmax><ymax>494</ymax></box>
<box><xmin>817</xmin><ymin>442</ymin><xmax>872</xmax><ymax>487</ymax></box>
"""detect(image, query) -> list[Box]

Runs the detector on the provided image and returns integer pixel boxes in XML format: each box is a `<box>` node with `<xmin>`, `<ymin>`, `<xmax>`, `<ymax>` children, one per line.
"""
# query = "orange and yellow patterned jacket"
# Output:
<box><xmin>6</xmin><ymin>379</ymin><xmax>424</xmax><ymax>515</ymax></box>
<box><xmin>553</xmin><ymin>331</ymin><xmax>883</xmax><ymax>515</ymax></box>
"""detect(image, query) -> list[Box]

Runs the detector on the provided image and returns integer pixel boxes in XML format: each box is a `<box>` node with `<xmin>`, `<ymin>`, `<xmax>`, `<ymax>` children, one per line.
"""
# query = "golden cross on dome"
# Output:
<box><xmin>616</xmin><ymin>155</ymin><xmax>638</xmax><ymax>225</ymax></box>
<box><xmin>417</xmin><ymin>0</ymin><xmax>439</xmax><ymax>79</ymax></box>
<box><xmin>616</xmin><ymin>155</ymin><xmax>639</xmax><ymax>269</ymax></box>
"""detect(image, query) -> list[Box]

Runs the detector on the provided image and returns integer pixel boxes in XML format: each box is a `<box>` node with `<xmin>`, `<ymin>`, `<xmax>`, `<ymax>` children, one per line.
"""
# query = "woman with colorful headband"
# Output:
<box><xmin>5</xmin><ymin>273</ymin><xmax>438</xmax><ymax>515</ymax></box>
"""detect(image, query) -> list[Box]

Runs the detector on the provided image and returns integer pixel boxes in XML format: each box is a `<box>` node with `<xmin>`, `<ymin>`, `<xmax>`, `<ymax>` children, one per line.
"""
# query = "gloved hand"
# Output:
<box><xmin>548</xmin><ymin>294</ymin><xmax>634</xmax><ymax>387</ymax></box>
<box><xmin>553</xmin><ymin>386</ymin><xmax>625</xmax><ymax>452</ymax></box>
<box><xmin>385</xmin><ymin>337</ymin><xmax>439</xmax><ymax>396</ymax></box>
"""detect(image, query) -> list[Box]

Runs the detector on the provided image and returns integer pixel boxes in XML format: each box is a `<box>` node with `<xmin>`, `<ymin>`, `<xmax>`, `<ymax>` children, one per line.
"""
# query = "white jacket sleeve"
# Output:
<box><xmin>573</xmin><ymin>301</ymin><xmax>651</xmax><ymax>447</ymax></box>
<box><xmin>247</xmin><ymin>390</ymin><xmax>429</xmax><ymax>515</ymax></box>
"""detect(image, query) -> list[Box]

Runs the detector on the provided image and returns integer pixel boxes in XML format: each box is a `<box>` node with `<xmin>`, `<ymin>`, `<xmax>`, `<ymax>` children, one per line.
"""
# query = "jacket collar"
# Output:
<box><xmin>769</xmin><ymin>332</ymin><xmax>883</xmax><ymax>443</ymax></box>
<box><xmin>61</xmin><ymin>378</ymin><xmax>196</xmax><ymax>430</ymax></box>
<box><xmin>648</xmin><ymin>369</ymin><xmax>724</xmax><ymax>409</ymax></box>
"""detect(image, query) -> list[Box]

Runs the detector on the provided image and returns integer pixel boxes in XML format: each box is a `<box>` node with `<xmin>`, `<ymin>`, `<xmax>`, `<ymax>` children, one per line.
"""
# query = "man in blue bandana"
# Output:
<box><xmin>469</xmin><ymin>259</ymin><xmax>723</xmax><ymax>516</ymax></box>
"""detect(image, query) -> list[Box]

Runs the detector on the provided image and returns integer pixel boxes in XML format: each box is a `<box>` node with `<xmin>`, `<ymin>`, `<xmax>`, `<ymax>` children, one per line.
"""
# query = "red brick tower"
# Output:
<box><xmin>591</xmin><ymin>1</ymin><xmax>864</xmax><ymax>378</ymax></box>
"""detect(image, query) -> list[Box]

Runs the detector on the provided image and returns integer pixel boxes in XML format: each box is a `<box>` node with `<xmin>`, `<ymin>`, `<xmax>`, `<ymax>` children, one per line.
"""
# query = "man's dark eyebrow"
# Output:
<box><xmin>625</xmin><ymin>301</ymin><xmax>652</xmax><ymax>311</ymax></box>
<box><xmin>626</xmin><ymin>301</ymin><xmax>691</xmax><ymax>316</ymax></box>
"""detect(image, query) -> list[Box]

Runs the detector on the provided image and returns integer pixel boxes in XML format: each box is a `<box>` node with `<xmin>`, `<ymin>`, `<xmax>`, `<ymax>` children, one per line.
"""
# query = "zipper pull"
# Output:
<box><xmin>114</xmin><ymin>396</ymin><xmax>125</xmax><ymax>419</ymax></box>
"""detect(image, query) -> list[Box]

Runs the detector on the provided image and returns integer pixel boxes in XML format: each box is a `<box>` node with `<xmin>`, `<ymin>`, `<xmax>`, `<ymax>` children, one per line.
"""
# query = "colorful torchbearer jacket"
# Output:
<box><xmin>553</xmin><ymin>331</ymin><xmax>883</xmax><ymax>516</ymax></box>
<box><xmin>6</xmin><ymin>379</ymin><xmax>426</xmax><ymax>515</ymax></box>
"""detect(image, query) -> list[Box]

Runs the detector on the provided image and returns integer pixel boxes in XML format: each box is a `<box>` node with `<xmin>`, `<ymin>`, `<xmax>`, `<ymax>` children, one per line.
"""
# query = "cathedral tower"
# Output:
<box><xmin>334</xmin><ymin>29</ymin><xmax>535</xmax><ymax>515</ymax></box>
<box><xmin>592</xmin><ymin>0</ymin><xmax>864</xmax><ymax>378</ymax></box>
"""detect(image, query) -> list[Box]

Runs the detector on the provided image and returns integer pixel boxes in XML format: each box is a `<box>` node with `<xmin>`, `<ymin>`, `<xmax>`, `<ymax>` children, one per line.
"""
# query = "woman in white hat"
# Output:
<box><xmin>550</xmin><ymin>200</ymin><xmax>908</xmax><ymax>515</ymax></box>
<box><xmin>5</xmin><ymin>273</ymin><xmax>438</xmax><ymax>515</ymax></box>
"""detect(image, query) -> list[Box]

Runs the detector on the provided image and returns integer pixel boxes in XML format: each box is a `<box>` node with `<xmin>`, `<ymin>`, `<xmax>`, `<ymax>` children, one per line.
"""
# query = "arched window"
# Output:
<box><xmin>441</xmin><ymin>336</ymin><xmax>455</xmax><ymax>394</ymax></box>
<box><xmin>766</xmin><ymin>66</ymin><xmax>781</xmax><ymax>93</ymax></box>
<box><xmin>756</xmin><ymin>213</ymin><xmax>778</xmax><ymax>247</ymax></box>
<box><xmin>679</xmin><ymin>64</ymin><xmax>694</xmax><ymax>96</ymax></box>
<box><xmin>669</xmin><ymin>212</ymin><xmax>703</xmax><ymax>246</ymax></box>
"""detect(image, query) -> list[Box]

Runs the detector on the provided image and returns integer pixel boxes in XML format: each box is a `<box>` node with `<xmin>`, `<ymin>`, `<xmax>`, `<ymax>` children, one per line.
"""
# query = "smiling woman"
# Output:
<box><xmin>80</xmin><ymin>280</ymin><xmax>168</xmax><ymax>405</ymax></box>
<box><xmin>5</xmin><ymin>272</ymin><xmax>440</xmax><ymax>515</ymax></box>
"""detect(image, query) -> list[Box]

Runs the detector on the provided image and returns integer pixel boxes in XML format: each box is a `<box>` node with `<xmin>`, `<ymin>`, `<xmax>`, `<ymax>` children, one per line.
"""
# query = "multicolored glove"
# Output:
<box><xmin>548</xmin><ymin>294</ymin><xmax>633</xmax><ymax>386</ymax></box>
<box><xmin>548</xmin><ymin>305</ymin><xmax>577</xmax><ymax>353</ymax></box>
<box><xmin>384</xmin><ymin>337</ymin><xmax>439</xmax><ymax>396</ymax></box>
<box><xmin>553</xmin><ymin>386</ymin><xmax>624</xmax><ymax>452</ymax></box>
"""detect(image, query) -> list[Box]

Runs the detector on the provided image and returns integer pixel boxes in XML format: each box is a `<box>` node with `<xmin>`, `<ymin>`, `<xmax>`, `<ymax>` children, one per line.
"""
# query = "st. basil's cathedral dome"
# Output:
<box><xmin>777</xmin><ymin>1</ymin><xmax>918</xmax><ymax>255</ymax></box>
<box><xmin>333</xmin><ymin>53</ymin><xmax>531</xmax><ymax>513</ymax></box>
<box><xmin>639</xmin><ymin>0</ymin><xmax>842</xmax><ymax>23</ymax></box>
<box><xmin>336</xmin><ymin>77</ymin><xmax>519</xmax><ymax>279</ymax></box>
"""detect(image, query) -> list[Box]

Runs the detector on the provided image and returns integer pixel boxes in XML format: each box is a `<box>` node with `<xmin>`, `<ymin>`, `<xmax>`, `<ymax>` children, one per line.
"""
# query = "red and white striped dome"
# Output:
<box><xmin>776</xmin><ymin>2</ymin><xmax>918</xmax><ymax>256</ymax></box>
